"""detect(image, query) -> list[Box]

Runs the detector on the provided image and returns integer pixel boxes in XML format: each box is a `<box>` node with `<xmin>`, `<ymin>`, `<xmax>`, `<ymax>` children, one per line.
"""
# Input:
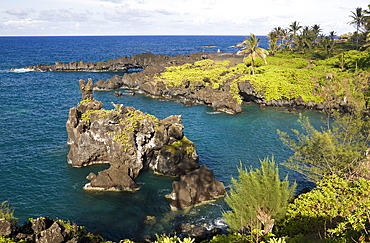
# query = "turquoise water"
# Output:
<box><xmin>0</xmin><ymin>36</ymin><xmax>321</xmax><ymax>241</ymax></box>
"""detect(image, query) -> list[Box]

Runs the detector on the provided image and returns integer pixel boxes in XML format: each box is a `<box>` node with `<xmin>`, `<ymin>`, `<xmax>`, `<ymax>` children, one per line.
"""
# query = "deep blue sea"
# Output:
<box><xmin>0</xmin><ymin>36</ymin><xmax>322</xmax><ymax>241</ymax></box>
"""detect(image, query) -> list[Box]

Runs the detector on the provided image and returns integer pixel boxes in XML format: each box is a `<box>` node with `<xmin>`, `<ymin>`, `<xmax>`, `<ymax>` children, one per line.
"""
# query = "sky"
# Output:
<box><xmin>0</xmin><ymin>0</ymin><xmax>369</xmax><ymax>36</ymax></box>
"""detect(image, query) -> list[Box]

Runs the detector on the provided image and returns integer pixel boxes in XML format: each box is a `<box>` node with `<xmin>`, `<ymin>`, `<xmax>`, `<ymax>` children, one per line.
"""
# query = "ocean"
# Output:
<box><xmin>0</xmin><ymin>36</ymin><xmax>322</xmax><ymax>241</ymax></box>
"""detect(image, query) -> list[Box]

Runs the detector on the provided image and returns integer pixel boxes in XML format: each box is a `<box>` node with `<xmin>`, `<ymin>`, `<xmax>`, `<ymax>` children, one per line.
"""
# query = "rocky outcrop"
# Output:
<box><xmin>166</xmin><ymin>164</ymin><xmax>226</xmax><ymax>210</ymax></box>
<box><xmin>67</xmin><ymin>80</ymin><xmax>199</xmax><ymax>191</ymax></box>
<box><xmin>0</xmin><ymin>217</ymin><xmax>101</xmax><ymax>243</ymax></box>
<box><xmin>67</xmin><ymin>80</ymin><xmax>226</xmax><ymax>208</ymax></box>
<box><xmin>25</xmin><ymin>52</ymin><xmax>216</xmax><ymax>73</ymax></box>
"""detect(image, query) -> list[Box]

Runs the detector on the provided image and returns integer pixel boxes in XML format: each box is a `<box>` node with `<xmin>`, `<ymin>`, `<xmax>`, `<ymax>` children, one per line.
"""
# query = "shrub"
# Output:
<box><xmin>282</xmin><ymin>175</ymin><xmax>370</xmax><ymax>242</ymax></box>
<box><xmin>0</xmin><ymin>201</ymin><xmax>17</xmax><ymax>222</ymax></box>
<box><xmin>223</xmin><ymin>157</ymin><xmax>296</xmax><ymax>242</ymax></box>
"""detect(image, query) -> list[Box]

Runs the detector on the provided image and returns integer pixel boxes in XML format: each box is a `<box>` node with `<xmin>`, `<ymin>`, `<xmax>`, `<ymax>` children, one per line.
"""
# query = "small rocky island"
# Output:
<box><xmin>66</xmin><ymin>79</ymin><xmax>225</xmax><ymax>209</ymax></box>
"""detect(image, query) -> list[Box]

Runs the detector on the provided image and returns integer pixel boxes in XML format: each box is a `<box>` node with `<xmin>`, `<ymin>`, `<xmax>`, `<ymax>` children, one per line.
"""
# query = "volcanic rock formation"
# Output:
<box><xmin>66</xmin><ymin>80</ymin><xmax>200</xmax><ymax>191</ymax></box>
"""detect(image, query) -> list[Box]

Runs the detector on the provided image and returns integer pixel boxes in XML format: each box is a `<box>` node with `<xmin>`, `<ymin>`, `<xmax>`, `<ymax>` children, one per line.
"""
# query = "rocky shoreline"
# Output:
<box><xmin>0</xmin><ymin>216</ymin><xmax>224</xmax><ymax>243</ymax></box>
<box><xmin>25</xmin><ymin>51</ymin><xmax>353</xmax><ymax>114</ymax></box>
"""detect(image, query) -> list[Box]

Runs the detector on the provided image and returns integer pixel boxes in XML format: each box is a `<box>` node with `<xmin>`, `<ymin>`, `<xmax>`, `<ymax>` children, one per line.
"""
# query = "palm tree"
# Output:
<box><xmin>301</xmin><ymin>26</ymin><xmax>314</xmax><ymax>50</ymax></box>
<box><xmin>267</xmin><ymin>30</ymin><xmax>279</xmax><ymax>55</ymax></box>
<box><xmin>311</xmin><ymin>24</ymin><xmax>322</xmax><ymax>47</ymax></box>
<box><xmin>348</xmin><ymin>7</ymin><xmax>364</xmax><ymax>49</ymax></box>
<box><xmin>321</xmin><ymin>36</ymin><xmax>335</xmax><ymax>55</ymax></box>
<box><xmin>328</xmin><ymin>31</ymin><xmax>337</xmax><ymax>40</ymax></box>
<box><xmin>289</xmin><ymin>21</ymin><xmax>302</xmax><ymax>50</ymax></box>
<box><xmin>236</xmin><ymin>33</ymin><xmax>269</xmax><ymax>75</ymax></box>
<box><xmin>289</xmin><ymin>21</ymin><xmax>302</xmax><ymax>37</ymax></box>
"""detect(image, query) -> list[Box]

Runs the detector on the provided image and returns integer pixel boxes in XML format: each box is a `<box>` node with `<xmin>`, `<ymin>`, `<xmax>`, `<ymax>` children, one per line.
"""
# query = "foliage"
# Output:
<box><xmin>315</xmin><ymin>50</ymin><xmax>370</xmax><ymax>71</ymax></box>
<box><xmin>244</xmin><ymin>66</ymin><xmax>323</xmax><ymax>103</ymax></box>
<box><xmin>164</xmin><ymin>137</ymin><xmax>195</xmax><ymax>156</ymax></box>
<box><xmin>154</xmin><ymin>234</ymin><xmax>194</xmax><ymax>243</ymax></box>
<box><xmin>282</xmin><ymin>175</ymin><xmax>370</xmax><ymax>242</ymax></box>
<box><xmin>79</xmin><ymin>97</ymin><xmax>93</xmax><ymax>105</ymax></box>
<box><xmin>208</xmin><ymin>233</ymin><xmax>287</xmax><ymax>243</ymax></box>
<box><xmin>278</xmin><ymin>112</ymin><xmax>370</xmax><ymax>181</ymax></box>
<box><xmin>0</xmin><ymin>236</ymin><xmax>27</xmax><ymax>243</ymax></box>
<box><xmin>155</xmin><ymin>59</ymin><xmax>233</xmax><ymax>88</ymax></box>
<box><xmin>223</xmin><ymin>157</ymin><xmax>296</xmax><ymax>242</ymax></box>
<box><xmin>0</xmin><ymin>201</ymin><xmax>17</xmax><ymax>222</ymax></box>
<box><xmin>208</xmin><ymin>233</ymin><xmax>245</xmax><ymax>243</ymax></box>
<box><xmin>81</xmin><ymin>109</ymin><xmax>114</xmax><ymax>125</ymax></box>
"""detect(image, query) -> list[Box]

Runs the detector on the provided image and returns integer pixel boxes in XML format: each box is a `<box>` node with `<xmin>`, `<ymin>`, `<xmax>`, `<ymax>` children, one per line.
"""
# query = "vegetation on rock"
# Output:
<box><xmin>154</xmin><ymin>59</ymin><xmax>246</xmax><ymax>104</ymax></box>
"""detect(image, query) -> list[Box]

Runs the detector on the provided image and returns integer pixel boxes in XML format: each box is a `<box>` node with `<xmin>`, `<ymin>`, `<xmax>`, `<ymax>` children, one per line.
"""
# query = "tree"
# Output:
<box><xmin>288</xmin><ymin>21</ymin><xmax>302</xmax><ymax>50</ymax></box>
<box><xmin>278</xmin><ymin>112</ymin><xmax>370</xmax><ymax>182</ymax></box>
<box><xmin>267</xmin><ymin>30</ymin><xmax>280</xmax><ymax>55</ymax></box>
<box><xmin>236</xmin><ymin>33</ymin><xmax>269</xmax><ymax>75</ymax></box>
<box><xmin>223</xmin><ymin>157</ymin><xmax>296</xmax><ymax>242</ymax></box>
<box><xmin>321</xmin><ymin>36</ymin><xmax>335</xmax><ymax>55</ymax></box>
<box><xmin>349</xmin><ymin>7</ymin><xmax>365</xmax><ymax>50</ymax></box>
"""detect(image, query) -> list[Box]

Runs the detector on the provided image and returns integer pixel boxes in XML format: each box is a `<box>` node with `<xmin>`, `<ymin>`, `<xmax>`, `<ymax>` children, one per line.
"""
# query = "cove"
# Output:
<box><xmin>0</xmin><ymin>36</ymin><xmax>323</xmax><ymax>241</ymax></box>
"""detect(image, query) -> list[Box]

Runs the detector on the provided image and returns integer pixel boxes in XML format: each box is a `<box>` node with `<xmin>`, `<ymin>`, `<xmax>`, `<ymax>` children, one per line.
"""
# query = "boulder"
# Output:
<box><xmin>37</xmin><ymin>221</ymin><xmax>64</xmax><ymax>243</ymax></box>
<box><xmin>0</xmin><ymin>219</ymin><xmax>14</xmax><ymax>237</ymax></box>
<box><xmin>85</xmin><ymin>166</ymin><xmax>140</xmax><ymax>191</ymax></box>
<box><xmin>166</xmin><ymin>164</ymin><xmax>226</xmax><ymax>210</ymax></box>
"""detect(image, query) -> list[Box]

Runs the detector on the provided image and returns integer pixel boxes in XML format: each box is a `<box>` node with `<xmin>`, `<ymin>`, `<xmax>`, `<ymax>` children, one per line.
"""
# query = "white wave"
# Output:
<box><xmin>206</xmin><ymin>111</ymin><xmax>221</xmax><ymax>115</ymax></box>
<box><xmin>11</xmin><ymin>68</ymin><xmax>34</xmax><ymax>73</ymax></box>
<box><xmin>206</xmin><ymin>217</ymin><xmax>227</xmax><ymax>230</ymax></box>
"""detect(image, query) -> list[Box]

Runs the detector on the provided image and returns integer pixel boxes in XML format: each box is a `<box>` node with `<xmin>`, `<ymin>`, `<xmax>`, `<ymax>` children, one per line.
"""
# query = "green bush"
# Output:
<box><xmin>223</xmin><ymin>157</ymin><xmax>296</xmax><ymax>242</ymax></box>
<box><xmin>282</xmin><ymin>175</ymin><xmax>370</xmax><ymax>242</ymax></box>
<box><xmin>315</xmin><ymin>50</ymin><xmax>370</xmax><ymax>71</ymax></box>
<box><xmin>239</xmin><ymin>65</ymin><xmax>324</xmax><ymax>102</ymax></box>
<box><xmin>0</xmin><ymin>201</ymin><xmax>17</xmax><ymax>222</ymax></box>
<box><xmin>154</xmin><ymin>234</ymin><xmax>194</xmax><ymax>243</ymax></box>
